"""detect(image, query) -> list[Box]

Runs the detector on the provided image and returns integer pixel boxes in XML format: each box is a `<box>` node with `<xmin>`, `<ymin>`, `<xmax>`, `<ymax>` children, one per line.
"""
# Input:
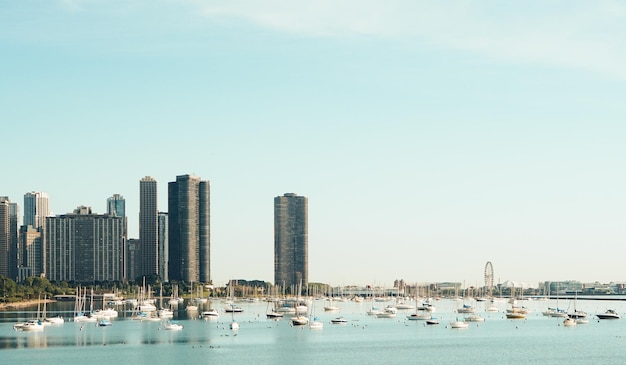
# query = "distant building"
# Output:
<box><xmin>107</xmin><ymin>194</ymin><xmax>127</xmax><ymax>280</ymax></box>
<box><xmin>139</xmin><ymin>176</ymin><xmax>158</xmax><ymax>280</ymax></box>
<box><xmin>168</xmin><ymin>174</ymin><xmax>210</xmax><ymax>283</ymax></box>
<box><xmin>19</xmin><ymin>225</ymin><xmax>42</xmax><ymax>280</ymax></box>
<box><xmin>23</xmin><ymin>192</ymin><xmax>49</xmax><ymax>230</ymax></box>
<box><xmin>158</xmin><ymin>212</ymin><xmax>168</xmax><ymax>282</ymax></box>
<box><xmin>126</xmin><ymin>238</ymin><xmax>141</xmax><ymax>282</ymax></box>
<box><xmin>274</xmin><ymin>193</ymin><xmax>308</xmax><ymax>292</ymax></box>
<box><xmin>0</xmin><ymin>197</ymin><xmax>13</xmax><ymax>277</ymax></box>
<box><xmin>22</xmin><ymin>192</ymin><xmax>48</xmax><ymax>278</ymax></box>
<box><xmin>45</xmin><ymin>206</ymin><xmax>124</xmax><ymax>283</ymax></box>
<box><xmin>0</xmin><ymin>197</ymin><xmax>19</xmax><ymax>278</ymax></box>
<box><xmin>107</xmin><ymin>194</ymin><xmax>127</xmax><ymax>237</ymax></box>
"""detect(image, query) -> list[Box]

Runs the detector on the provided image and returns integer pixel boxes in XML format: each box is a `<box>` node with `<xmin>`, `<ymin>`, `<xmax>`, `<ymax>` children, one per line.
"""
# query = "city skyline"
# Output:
<box><xmin>3</xmin><ymin>1</ymin><xmax>626</xmax><ymax>287</ymax></box>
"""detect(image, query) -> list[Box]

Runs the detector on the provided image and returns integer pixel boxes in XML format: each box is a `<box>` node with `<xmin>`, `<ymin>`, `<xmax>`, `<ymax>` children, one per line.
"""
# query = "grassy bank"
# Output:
<box><xmin>0</xmin><ymin>299</ymin><xmax>55</xmax><ymax>310</ymax></box>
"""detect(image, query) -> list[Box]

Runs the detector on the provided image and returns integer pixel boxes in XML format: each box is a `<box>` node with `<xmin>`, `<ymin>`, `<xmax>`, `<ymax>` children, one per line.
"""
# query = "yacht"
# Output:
<box><xmin>224</xmin><ymin>304</ymin><xmax>244</xmax><ymax>313</ymax></box>
<box><xmin>449</xmin><ymin>319</ymin><xmax>469</xmax><ymax>329</ymax></box>
<box><xmin>330</xmin><ymin>317</ymin><xmax>348</xmax><ymax>324</ymax></box>
<box><xmin>163</xmin><ymin>321</ymin><xmax>184</xmax><ymax>330</ymax></box>
<box><xmin>14</xmin><ymin>319</ymin><xmax>44</xmax><ymax>332</ymax></box>
<box><xmin>375</xmin><ymin>307</ymin><xmax>397</xmax><ymax>318</ymax></box>
<box><xmin>201</xmin><ymin>308</ymin><xmax>219</xmax><ymax>319</ymax></box>
<box><xmin>464</xmin><ymin>314</ymin><xmax>485</xmax><ymax>322</ymax></box>
<box><xmin>596</xmin><ymin>309</ymin><xmax>620</xmax><ymax>319</ymax></box>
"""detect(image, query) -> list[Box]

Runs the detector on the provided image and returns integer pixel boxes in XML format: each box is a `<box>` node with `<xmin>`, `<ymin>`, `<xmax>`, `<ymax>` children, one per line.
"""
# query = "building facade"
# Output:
<box><xmin>274</xmin><ymin>193</ymin><xmax>308</xmax><ymax>292</ymax></box>
<box><xmin>0</xmin><ymin>198</ymin><xmax>11</xmax><ymax>277</ymax></box>
<box><xmin>107</xmin><ymin>193</ymin><xmax>127</xmax><ymax>237</ymax></box>
<box><xmin>126</xmin><ymin>238</ymin><xmax>141</xmax><ymax>283</ymax></box>
<box><xmin>139</xmin><ymin>176</ymin><xmax>158</xmax><ymax>280</ymax></box>
<box><xmin>18</xmin><ymin>225</ymin><xmax>42</xmax><ymax>280</ymax></box>
<box><xmin>158</xmin><ymin>212</ymin><xmax>168</xmax><ymax>282</ymax></box>
<box><xmin>168</xmin><ymin>174</ymin><xmax>210</xmax><ymax>283</ymax></box>
<box><xmin>45</xmin><ymin>206</ymin><xmax>124</xmax><ymax>283</ymax></box>
<box><xmin>0</xmin><ymin>197</ymin><xmax>18</xmax><ymax>279</ymax></box>
<box><xmin>23</xmin><ymin>192</ymin><xmax>49</xmax><ymax>229</ymax></box>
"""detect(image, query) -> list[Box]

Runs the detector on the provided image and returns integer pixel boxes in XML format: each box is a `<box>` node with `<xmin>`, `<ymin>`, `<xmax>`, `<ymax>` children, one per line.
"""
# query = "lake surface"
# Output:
<box><xmin>2</xmin><ymin>297</ymin><xmax>626</xmax><ymax>364</ymax></box>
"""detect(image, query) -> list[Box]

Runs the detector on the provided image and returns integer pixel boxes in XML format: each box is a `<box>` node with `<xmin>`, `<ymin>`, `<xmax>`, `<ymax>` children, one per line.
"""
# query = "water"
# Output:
<box><xmin>2</xmin><ymin>298</ymin><xmax>626</xmax><ymax>364</ymax></box>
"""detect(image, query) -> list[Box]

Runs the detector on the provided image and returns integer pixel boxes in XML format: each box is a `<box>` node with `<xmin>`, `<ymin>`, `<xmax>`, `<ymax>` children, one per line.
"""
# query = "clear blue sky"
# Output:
<box><xmin>2</xmin><ymin>1</ymin><xmax>626</xmax><ymax>288</ymax></box>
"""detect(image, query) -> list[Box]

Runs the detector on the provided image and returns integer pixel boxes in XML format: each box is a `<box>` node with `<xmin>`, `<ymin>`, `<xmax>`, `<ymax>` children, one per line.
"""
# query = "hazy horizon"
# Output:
<box><xmin>3</xmin><ymin>1</ymin><xmax>626</xmax><ymax>288</ymax></box>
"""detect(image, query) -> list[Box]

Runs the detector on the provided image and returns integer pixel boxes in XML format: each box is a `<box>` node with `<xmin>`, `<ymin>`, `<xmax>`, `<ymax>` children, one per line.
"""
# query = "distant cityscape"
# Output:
<box><xmin>2</xmin><ymin>181</ymin><xmax>625</xmax><ymax>297</ymax></box>
<box><xmin>0</xmin><ymin>175</ymin><xmax>309</xmax><ymax>293</ymax></box>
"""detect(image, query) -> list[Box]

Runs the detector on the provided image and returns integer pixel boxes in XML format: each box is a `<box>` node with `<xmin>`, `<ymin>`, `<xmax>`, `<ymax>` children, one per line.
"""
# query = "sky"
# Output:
<box><xmin>2</xmin><ymin>0</ymin><xmax>626</xmax><ymax>289</ymax></box>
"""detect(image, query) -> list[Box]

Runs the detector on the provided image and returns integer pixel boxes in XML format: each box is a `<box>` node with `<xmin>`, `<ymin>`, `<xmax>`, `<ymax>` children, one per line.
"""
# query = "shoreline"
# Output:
<box><xmin>0</xmin><ymin>299</ymin><xmax>56</xmax><ymax>310</ymax></box>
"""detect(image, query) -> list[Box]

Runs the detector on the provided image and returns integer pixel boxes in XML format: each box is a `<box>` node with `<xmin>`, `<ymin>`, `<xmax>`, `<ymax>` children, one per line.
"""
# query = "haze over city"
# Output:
<box><xmin>2</xmin><ymin>1</ymin><xmax>626</xmax><ymax>288</ymax></box>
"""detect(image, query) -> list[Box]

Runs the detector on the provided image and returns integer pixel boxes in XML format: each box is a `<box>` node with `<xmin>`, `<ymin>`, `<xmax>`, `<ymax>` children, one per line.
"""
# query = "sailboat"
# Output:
<box><xmin>290</xmin><ymin>279</ymin><xmax>309</xmax><ymax>325</ymax></box>
<box><xmin>266</xmin><ymin>300</ymin><xmax>284</xmax><ymax>319</ymax></box>
<box><xmin>74</xmin><ymin>287</ymin><xmax>97</xmax><ymax>323</ymax></box>
<box><xmin>42</xmin><ymin>295</ymin><xmax>64</xmax><ymax>325</ymax></box>
<box><xmin>309</xmin><ymin>300</ymin><xmax>323</xmax><ymax>330</ymax></box>
<box><xmin>505</xmin><ymin>286</ymin><xmax>527</xmax><ymax>319</ymax></box>
<box><xmin>229</xmin><ymin>305</ymin><xmax>240</xmax><ymax>330</ymax></box>
<box><xmin>14</xmin><ymin>295</ymin><xmax>45</xmax><ymax>331</ymax></box>
<box><xmin>567</xmin><ymin>290</ymin><xmax>587</xmax><ymax>323</ymax></box>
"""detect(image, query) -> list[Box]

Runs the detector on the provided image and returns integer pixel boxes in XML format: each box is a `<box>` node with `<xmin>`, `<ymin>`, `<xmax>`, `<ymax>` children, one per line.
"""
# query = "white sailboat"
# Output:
<box><xmin>42</xmin><ymin>295</ymin><xmax>64</xmax><ymax>325</ymax></box>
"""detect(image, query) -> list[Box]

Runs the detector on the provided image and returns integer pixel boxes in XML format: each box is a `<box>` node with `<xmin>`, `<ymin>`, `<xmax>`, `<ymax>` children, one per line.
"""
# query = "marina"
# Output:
<box><xmin>3</xmin><ymin>297</ymin><xmax>626</xmax><ymax>364</ymax></box>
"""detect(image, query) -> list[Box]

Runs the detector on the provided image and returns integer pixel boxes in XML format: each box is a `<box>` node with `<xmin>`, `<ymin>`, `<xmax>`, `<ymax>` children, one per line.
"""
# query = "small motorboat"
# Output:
<box><xmin>330</xmin><ymin>317</ymin><xmax>348</xmax><ymax>324</ymax></box>
<box><xmin>449</xmin><ymin>319</ymin><xmax>469</xmax><ymax>329</ymax></box>
<box><xmin>266</xmin><ymin>311</ymin><xmax>284</xmax><ymax>319</ymax></box>
<box><xmin>596</xmin><ymin>309</ymin><xmax>620</xmax><ymax>319</ymax></box>
<box><xmin>163</xmin><ymin>321</ymin><xmax>183</xmax><ymax>330</ymax></box>
<box><xmin>563</xmin><ymin>317</ymin><xmax>577</xmax><ymax>327</ymax></box>
<box><xmin>201</xmin><ymin>309</ymin><xmax>220</xmax><ymax>319</ymax></box>
<box><xmin>98</xmin><ymin>319</ymin><xmax>112</xmax><ymax>327</ymax></box>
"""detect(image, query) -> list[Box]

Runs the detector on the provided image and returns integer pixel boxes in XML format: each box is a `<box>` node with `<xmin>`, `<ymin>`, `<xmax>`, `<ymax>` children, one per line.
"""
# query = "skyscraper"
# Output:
<box><xmin>158</xmin><ymin>212</ymin><xmax>168</xmax><ymax>282</ymax></box>
<box><xmin>0</xmin><ymin>197</ymin><xmax>19</xmax><ymax>279</ymax></box>
<box><xmin>19</xmin><ymin>225</ymin><xmax>41</xmax><ymax>279</ymax></box>
<box><xmin>46</xmin><ymin>206</ymin><xmax>124</xmax><ymax>282</ymax></box>
<box><xmin>168</xmin><ymin>174</ymin><xmax>210</xmax><ymax>283</ymax></box>
<box><xmin>274</xmin><ymin>193</ymin><xmax>308</xmax><ymax>293</ymax></box>
<box><xmin>107</xmin><ymin>194</ymin><xmax>127</xmax><ymax>280</ymax></box>
<box><xmin>139</xmin><ymin>176</ymin><xmax>158</xmax><ymax>280</ymax></box>
<box><xmin>107</xmin><ymin>194</ymin><xmax>126</xmax><ymax>234</ymax></box>
<box><xmin>23</xmin><ymin>192</ymin><xmax>49</xmax><ymax>230</ymax></box>
<box><xmin>0</xmin><ymin>198</ymin><xmax>11</xmax><ymax>277</ymax></box>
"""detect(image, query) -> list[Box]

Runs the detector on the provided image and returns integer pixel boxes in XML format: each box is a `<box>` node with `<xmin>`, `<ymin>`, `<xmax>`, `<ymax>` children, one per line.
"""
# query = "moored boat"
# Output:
<box><xmin>449</xmin><ymin>319</ymin><xmax>469</xmax><ymax>329</ymax></box>
<box><xmin>164</xmin><ymin>321</ymin><xmax>183</xmax><ymax>330</ymax></box>
<box><xmin>562</xmin><ymin>317</ymin><xmax>577</xmax><ymax>327</ymax></box>
<box><xmin>596</xmin><ymin>309</ymin><xmax>620</xmax><ymax>319</ymax></box>
<box><xmin>201</xmin><ymin>308</ymin><xmax>220</xmax><ymax>319</ymax></box>
<box><xmin>291</xmin><ymin>316</ymin><xmax>309</xmax><ymax>326</ymax></box>
<box><xmin>330</xmin><ymin>317</ymin><xmax>348</xmax><ymax>324</ymax></box>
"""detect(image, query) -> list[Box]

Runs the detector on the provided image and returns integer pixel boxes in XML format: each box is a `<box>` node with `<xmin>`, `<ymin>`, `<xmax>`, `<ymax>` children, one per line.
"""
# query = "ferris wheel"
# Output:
<box><xmin>484</xmin><ymin>261</ymin><xmax>494</xmax><ymax>296</ymax></box>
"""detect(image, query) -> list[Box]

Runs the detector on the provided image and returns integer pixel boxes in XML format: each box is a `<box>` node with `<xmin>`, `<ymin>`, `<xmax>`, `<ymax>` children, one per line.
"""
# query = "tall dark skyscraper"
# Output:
<box><xmin>168</xmin><ymin>174</ymin><xmax>210</xmax><ymax>283</ymax></box>
<box><xmin>0</xmin><ymin>197</ymin><xmax>12</xmax><ymax>277</ymax></box>
<box><xmin>274</xmin><ymin>193</ymin><xmax>308</xmax><ymax>292</ymax></box>
<box><xmin>158</xmin><ymin>212</ymin><xmax>168</xmax><ymax>282</ymax></box>
<box><xmin>0</xmin><ymin>197</ymin><xmax>18</xmax><ymax>279</ymax></box>
<box><xmin>139</xmin><ymin>176</ymin><xmax>158</xmax><ymax>280</ymax></box>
